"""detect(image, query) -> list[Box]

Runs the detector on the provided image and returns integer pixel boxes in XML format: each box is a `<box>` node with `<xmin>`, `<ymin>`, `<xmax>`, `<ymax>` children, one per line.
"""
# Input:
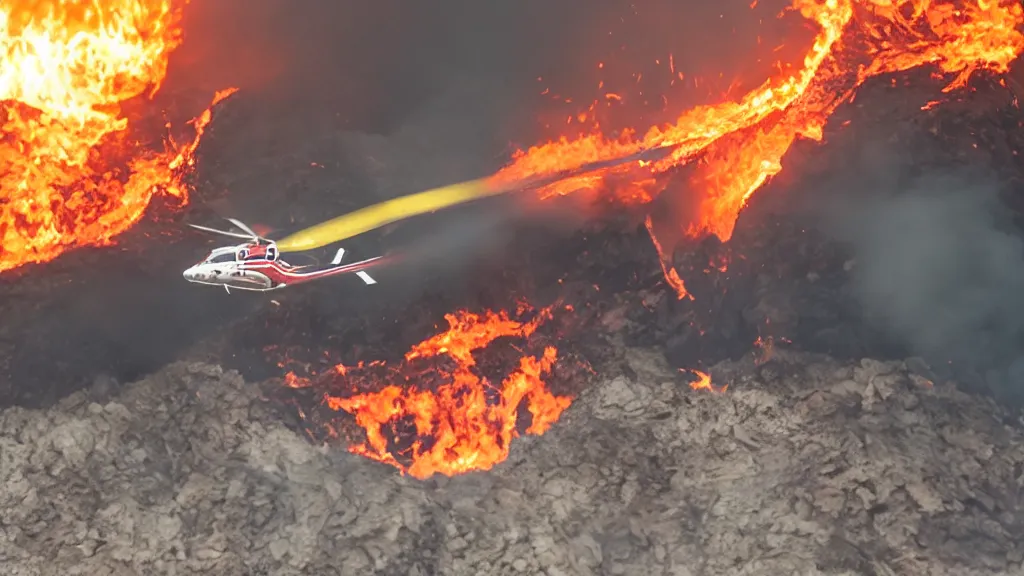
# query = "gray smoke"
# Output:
<box><xmin>812</xmin><ymin>152</ymin><xmax>1024</xmax><ymax>396</ymax></box>
<box><xmin>334</xmin><ymin>78</ymin><xmax>562</xmax><ymax>287</ymax></box>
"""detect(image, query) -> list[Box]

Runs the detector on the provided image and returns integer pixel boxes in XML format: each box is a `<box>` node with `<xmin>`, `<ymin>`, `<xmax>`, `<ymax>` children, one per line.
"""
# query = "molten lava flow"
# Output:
<box><xmin>492</xmin><ymin>0</ymin><xmax>1024</xmax><ymax>249</ymax></box>
<box><xmin>291</xmin><ymin>307</ymin><xmax>572</xmax><ymax>480</ymax></box>
<box><xmin>0</xmin><ymin>0</ymin><xmax>230</xmax><ymax>272</ymax></box>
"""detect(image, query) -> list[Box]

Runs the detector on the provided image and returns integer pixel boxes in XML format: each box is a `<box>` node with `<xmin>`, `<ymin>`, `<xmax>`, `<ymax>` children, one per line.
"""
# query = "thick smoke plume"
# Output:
<box><xmin>812</xmin><ymin>148</ymin><xmax>1024</xmax><ymax>399</ymax></box>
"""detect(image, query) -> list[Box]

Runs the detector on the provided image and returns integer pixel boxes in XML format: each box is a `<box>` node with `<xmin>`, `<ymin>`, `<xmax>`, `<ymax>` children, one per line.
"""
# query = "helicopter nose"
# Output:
<box><xmin>183</xmin><ymin>266</ymin><xmax>199</xmax><ymax>281</ymax></box>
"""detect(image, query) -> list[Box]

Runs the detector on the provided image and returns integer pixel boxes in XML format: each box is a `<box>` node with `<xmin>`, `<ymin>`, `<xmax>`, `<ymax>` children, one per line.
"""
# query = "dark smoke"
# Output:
<box><xmin>810</xmin><ymin>146</ymin><xmax>1024</xmax><ymax>400</ymax></box>
<box><xmin>170</xmin><ymin>0</ymin><xmax>801</xmax><ymax>279</ymax></box>
<box><xmin>169</xmin><ymin>0</ymin><xmax>793</xmax><ymax>137</ymax></box>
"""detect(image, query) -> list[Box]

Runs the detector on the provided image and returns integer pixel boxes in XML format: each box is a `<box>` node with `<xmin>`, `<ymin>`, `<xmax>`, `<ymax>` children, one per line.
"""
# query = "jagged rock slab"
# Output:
<box><xmin>1</xmin><ymin>351</ymin><xmax>1022</xmax><ymax>575</ymax></box>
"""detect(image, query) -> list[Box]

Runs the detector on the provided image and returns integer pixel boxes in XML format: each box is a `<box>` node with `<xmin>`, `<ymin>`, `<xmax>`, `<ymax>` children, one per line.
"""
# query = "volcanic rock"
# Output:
<box><xmin>2</xmin><ymin>349</ymin><xmax>1022</xmax><ymax>575</ymax></box>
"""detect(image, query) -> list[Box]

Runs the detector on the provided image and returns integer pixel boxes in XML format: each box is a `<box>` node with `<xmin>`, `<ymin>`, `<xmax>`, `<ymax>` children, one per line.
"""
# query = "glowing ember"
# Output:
<box><xmin>292</xmin><ymin>307</ymin><xmax>572</xmax><ymax>480</ymax></box>
<box><xmin>492</xmin><ymin>0</ymin><xmax>1024</xmax><ymax>245</ymax></box>
<box><xmin>0</xmin><ymin>0</ymin><xmax>231</xmax><ymax>272</ymax></box>
<box><xmin>644</xmin><ymin>214</ymin><xmax>692</xmax><ymax>300</ymax></box>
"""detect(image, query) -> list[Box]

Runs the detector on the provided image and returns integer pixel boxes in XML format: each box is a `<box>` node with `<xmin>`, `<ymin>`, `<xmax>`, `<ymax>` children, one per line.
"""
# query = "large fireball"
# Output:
<box><xmin>0</xmin><ymin>0</ymin><xmax>227</xmax><ymax>272</ymax></box>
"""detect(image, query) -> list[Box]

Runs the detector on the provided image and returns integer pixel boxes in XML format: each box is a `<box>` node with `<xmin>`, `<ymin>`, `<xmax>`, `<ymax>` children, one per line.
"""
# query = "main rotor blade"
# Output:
<box><xmin>188</xmin><ymin>223</ymin><xmax>255</xmax><ymax>240</ymax></box>
<box><xmin>225</xmin><ymin>218</ymin><xmax>260</xmax><ymax>238</ymax></box>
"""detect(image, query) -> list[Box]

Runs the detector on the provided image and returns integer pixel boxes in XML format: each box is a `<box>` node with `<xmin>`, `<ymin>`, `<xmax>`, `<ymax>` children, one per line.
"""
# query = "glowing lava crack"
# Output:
<box><xmin>286</xmin><ymin>307</ymin><xmax>572</xmax><ymax>480</ymax></box>
<box><xmin>0</xmin><ymin>0</ymin><xmax>234</xmax><ymax>272</ymax></box>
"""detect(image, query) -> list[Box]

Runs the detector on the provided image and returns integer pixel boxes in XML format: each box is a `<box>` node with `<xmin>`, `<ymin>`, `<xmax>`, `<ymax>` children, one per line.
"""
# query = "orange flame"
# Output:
<box><xmin>686</xmin><ymin>369</ymin><xmax>727</xmax><ymax>393</ymax></box>
<box><xmin>0</xmin><ymin>0</ymin><xmax>232</xmax><ymax>272</ymax></box>
<box><xmin>293</xmin><ymin>307</ymin><xmax>572</xmax><ymax>480</ymax></box>
<box><xmin>492</xmin><ymin>0</ymin><xmax>1024</xmax><ymax>245</ymax></box>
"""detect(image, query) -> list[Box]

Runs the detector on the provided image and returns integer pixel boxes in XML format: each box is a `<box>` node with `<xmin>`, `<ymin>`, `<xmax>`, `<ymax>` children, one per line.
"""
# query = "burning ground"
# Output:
<box><xmin>3</xmin><ymin>0</ymin><xmax>1024</xmax><ymax>574</ymax></box>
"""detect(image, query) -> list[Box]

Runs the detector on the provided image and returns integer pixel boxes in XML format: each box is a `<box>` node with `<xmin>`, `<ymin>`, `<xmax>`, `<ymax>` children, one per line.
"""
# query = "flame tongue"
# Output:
<box><xmin>304</xmin><ymin>307</ymin><xmax>572</xmax><ymax>480</ymax></box>
<box><xmin>0</xmin><ymin>0</ymin><xmax>224</xmax><ymax>273</ymax></box>
<box><xmin>495</xmin><ymin>0</ymin><xmax>1024</xmax><ymax>244</ymax></box>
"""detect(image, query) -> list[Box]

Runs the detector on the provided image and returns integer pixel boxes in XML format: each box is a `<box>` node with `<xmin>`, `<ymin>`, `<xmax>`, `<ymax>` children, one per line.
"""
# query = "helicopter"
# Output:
<box><xmin>183</xmin><ymin>218</ymin><xmax>383</xmax><ymax>293</ymax></box>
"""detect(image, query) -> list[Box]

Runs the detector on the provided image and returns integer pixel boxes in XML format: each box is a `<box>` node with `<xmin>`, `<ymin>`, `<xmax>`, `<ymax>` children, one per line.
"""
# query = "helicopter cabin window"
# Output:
<box><xmin>266</xmin><ymin>246</ymin><xmax>277</xmax><ymax>261</ymax></box>
<box><xmin>208</xmin><ymin>253</ymin><xmax>236</xmax><ymax>264</ymax></box>
<box><xmin>236</xmin><ymin>248</ymin><xmax>249</xmax><ymax>261</ymax></box>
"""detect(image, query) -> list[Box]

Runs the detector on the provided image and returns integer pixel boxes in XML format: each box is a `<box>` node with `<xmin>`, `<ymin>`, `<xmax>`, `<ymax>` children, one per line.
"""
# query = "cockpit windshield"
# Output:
<box><xmin>207</xmin><ymin>252</ymin><xmax>236</xmax><ymax>264</ymax></box>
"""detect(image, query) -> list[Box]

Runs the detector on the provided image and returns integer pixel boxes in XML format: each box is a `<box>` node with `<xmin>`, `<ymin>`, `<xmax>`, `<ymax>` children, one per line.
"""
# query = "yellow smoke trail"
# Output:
<box><xmin>274</xmin><ymin>178</ymin><xmax>508</xmax><ymax>252</ymax></box>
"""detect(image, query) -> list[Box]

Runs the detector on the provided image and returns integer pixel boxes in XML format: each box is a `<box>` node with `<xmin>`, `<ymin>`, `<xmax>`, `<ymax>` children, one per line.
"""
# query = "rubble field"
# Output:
<box><xmin>2</xmin><ymin>345</ymin><xmax>1022</xmax><ymax>576</ymax></box>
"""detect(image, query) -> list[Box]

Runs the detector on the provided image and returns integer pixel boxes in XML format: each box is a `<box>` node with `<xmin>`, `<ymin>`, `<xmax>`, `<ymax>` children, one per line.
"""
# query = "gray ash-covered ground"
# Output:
<box><xmin>3</xmin><ymin>348</ymin><xmax>1024</xmax><ymax>575</ymax></box>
